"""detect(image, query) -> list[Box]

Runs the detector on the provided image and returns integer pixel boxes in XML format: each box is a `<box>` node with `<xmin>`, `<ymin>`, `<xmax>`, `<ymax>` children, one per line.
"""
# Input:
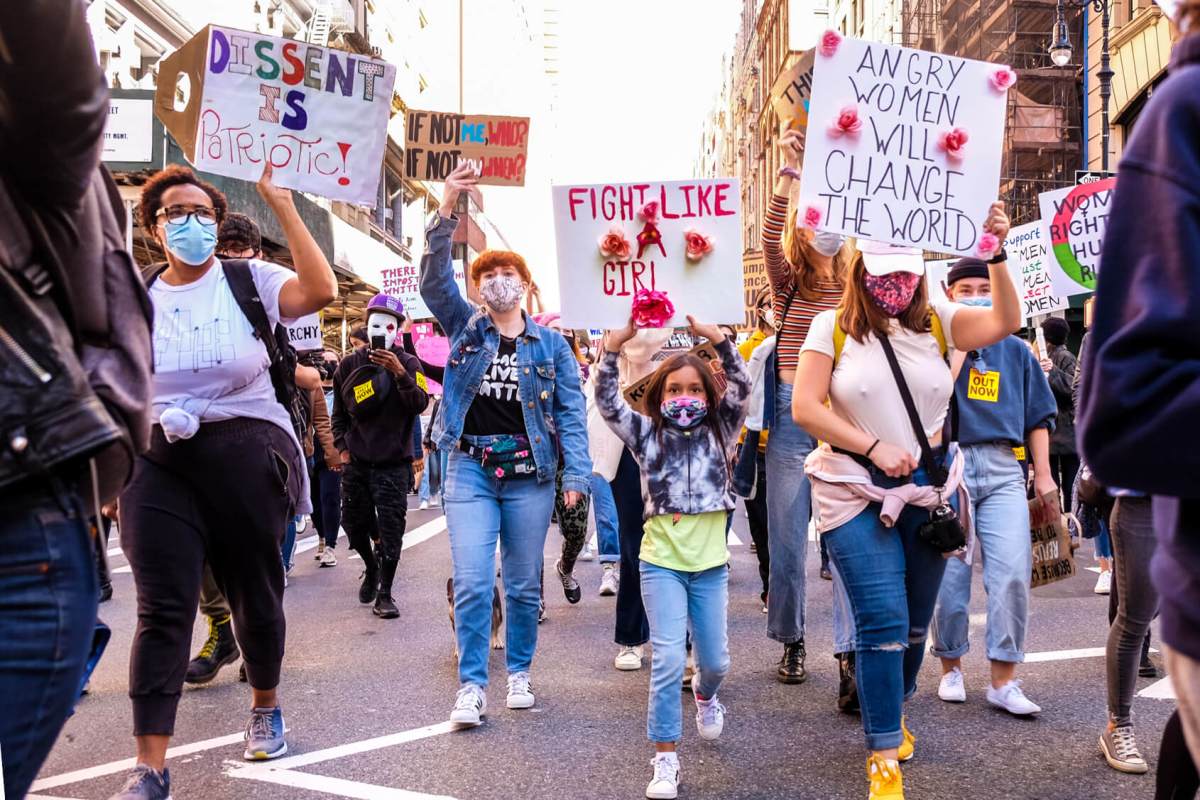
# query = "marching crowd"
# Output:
<box><xmin>2</xmin><ymin>2</ymin><xmax>1200</xmax><ymax>800</ymax></box>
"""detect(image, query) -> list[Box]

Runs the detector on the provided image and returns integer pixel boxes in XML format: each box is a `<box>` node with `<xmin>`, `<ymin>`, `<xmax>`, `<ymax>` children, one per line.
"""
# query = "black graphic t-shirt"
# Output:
<box><xmin>463</xmin><ymin>335</ymin><xmax>527</xmax><ymax>436</ymax></box>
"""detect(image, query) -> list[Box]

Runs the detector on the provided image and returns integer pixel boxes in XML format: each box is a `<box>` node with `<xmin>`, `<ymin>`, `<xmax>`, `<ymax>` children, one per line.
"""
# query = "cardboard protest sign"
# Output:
<box><xmin>770</xmin><ymin>50</ymin><xmax>816</xmax><ymax>135</ymax></box>
<box><xmin>1037</xmin><ymin>178</ymin><xmax>1116</xmax><ymax>298</ymax></box>
<box><xmin>153</xmin><ymin>26</ymin><xmax>396</xmax><ymax>206</ymax></box>
<box><xmin>552</xmin><ymin>179</ymin><xmax>744</xmax><ymax>328</ymax></box>
<box><xmin>623</xmin><ymin>342</ymin><xmax>728</xmax><ymax>415</ymax></box>
<box><xmin>380</xmin><ymin>259</ymin><xmax>467</xmax><ymax>321</ymax></box>
<box><xmin>742</xmin><ymin>252</ymin><xmax>767</xmax><ymax>332</ymax></box>
<box><xmin>286</xmin><ymin>313</ymin><xmax>322</xmax><ymax>352</ymax></box>
<box><xmin>797</xmin><ymin>35</ymin><xmax>1010</xmax><ymax>256</ymax></box>
<box><xmin>411</xmin><ymin>322</ymin><xmax>449</xmax><ymax>395</ymax></box>
<box><xmin>1030</xmin><ymin>491</ymin><xmax>1076</xmax><ymax>588</ymax></box>
<box><xmin>405</xmin><ymin>110</ymin><xmax>529</xmax><ymax>186</ymax></box>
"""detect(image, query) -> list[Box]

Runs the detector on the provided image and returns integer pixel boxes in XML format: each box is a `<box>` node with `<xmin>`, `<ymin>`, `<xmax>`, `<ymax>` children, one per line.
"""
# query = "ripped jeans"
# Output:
<box><xmin>823</xmin><ymin>481</ymin><xmax>949</xmax><ymax>751</ymax></box>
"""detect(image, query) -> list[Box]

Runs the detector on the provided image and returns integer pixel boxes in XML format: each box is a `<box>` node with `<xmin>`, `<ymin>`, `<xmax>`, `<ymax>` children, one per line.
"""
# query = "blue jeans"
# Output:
<box><xmin>419</xmin><ymin>449</ymin><xmax>442</xmax><ymax>504</ymax></box>
<box><xmin>281</xmin><ymin>516</ymin><xmax>298</xmax><ymax>572</ymax></box>
<box><xmin>831</xmin><ymin>558</ymin><xmax>856</xmax><ymax>655</ymax></box>
<box><xmin>591</xmin><ymin>472</ymin><xmax>620</xmax><ymax>564</ymax></box>
<box><xmin>311</xmin><ymin>457</ymin><xmax>342</xmax><ymax>548</ymax></box>
<box><xmin>640</xmin><ymin>561</ymin><xmax>730</xmax><ymax>742</ymax></box>
<box><xmin>0</xmin><ymin>489</ymin><xmax>97</xmax><ymax>800</ymax></box>
<box><xmin>1095</xmin><ymin>520</ymin><xmax>1113</xmax><ymax>559</ymax></box>
<box><xmin>931</xmin><ymin>444</ymin><xmax>1030</xmax><ymax>663</ymax></box>
<box><xmin>765</xmin><ymin>381</ymin><xmax>815</xmax><ymax>643</ymax></box>
<box><xmin>822</xmin><ymin>467</ymin><xmax>949</xmax><ymax>751</ymax></box>
<box><xmin>445</xmin><ymin>445</ymin><xmax>556</xmax><ymax>687</ymax></box>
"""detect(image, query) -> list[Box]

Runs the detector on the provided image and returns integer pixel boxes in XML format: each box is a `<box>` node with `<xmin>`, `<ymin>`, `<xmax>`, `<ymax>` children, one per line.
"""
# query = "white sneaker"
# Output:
<box><xmin>615</xmin><ymin>645</ymin><xmax>644</xmax><ymax>671</ymax></box>
<box><xmin>579</xmin><ymin>541</ymin><xmax>597</xmax><ymax>562</ymax></box>
<box><xmin>318</xmin><ymin>548</ymin><xmax>337</xmax><ymax>568</ymax></box>
<box><xmin>1094</xmin><ymin>570</ymin><xmax>1112</xmax><ymax>595</ymax></box>
<box><xmin>295</xmin><ymin>515</ymin><xmax>308</xmax><ymax>533</ymax></box>
<box><xmin>419</xmin><ymin>500</ymin><xmax>430</xmax><ymax>510</ymax></box>
<box><xmin>987</xmin><ymin>679</ymin><xmax>1041</xmax><ymax>716</ymax></box>
<box><xmin>695</xmin><ymin>694</ymin><xmax>725</xmax><ymax>740</ymax></box>
<box><xmin>506</xmin><ymin>671</ymin><xmax>535</xmax><ymax>709</ymax></box>
<box><xmin>646</xmin><ymin>753</ymin><xmax>680</xmax><ymax>799</ymax></box>
<box><xmin>599</xmin><ymin>564</ymin><xmax>619</xmax><ymax>596</ymax></box>
<box><xmin>938</xmin><ymin>667</ymin><xmax>966</xmax><ymax>703</ymax></box>
<box><xmin>450</xmin><ymin>684</ymin><xmax>486</xmax><ymax>726</ymax></box>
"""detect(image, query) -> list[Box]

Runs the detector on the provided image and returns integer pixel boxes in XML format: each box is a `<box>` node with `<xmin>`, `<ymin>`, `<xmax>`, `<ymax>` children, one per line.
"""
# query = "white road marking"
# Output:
<box><xmin>247</xmin><ymin>721</ymin><xmax>456</xmax><ymax>771</ymax></box>
<box><xmin>350</xmin><ymin>516</ymin><xmax>447</xmax><ymax>561</ymax></box>
<box><xmin>728</xmin><ymin>530</ymin><xmax>743</xmax><ymax>546</ymax></box>
<box><xmin>112</xmin><ymin>533</ymin><xmax>329</xmax><ymax>575</ymax></box>
<box><xmin>1138</xmin><ymin>675</ymin><xmax>1177</xmax><ymax>700</ymax></box>
<box><xmin>27</xmin><ymin>794</ymin><xmax>88</xmax><ymax>800</ymax></box>
<box><xmin>1024</xmin><ymin>646</ymin><xmax>1158</xmax><ymax>663</ymax></box>
<box><xmin>228</xmin><ymin>762</ymin><xmax>459</xmax><ymax>800</ymax></box>
<box><xmin>30</xmin><ymin>732</ymin><xmax>245</xmax><ymax>791</ymax></box>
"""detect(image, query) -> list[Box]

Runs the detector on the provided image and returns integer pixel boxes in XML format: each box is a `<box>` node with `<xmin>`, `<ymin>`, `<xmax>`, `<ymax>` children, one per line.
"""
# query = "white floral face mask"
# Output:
<box><xmin>479</xmin><ymin>275</ymin><xmax>525</xmax><ymax>313</ymax></box>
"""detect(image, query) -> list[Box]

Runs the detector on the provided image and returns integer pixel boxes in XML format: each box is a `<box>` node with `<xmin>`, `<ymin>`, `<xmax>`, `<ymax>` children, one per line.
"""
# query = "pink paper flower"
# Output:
<box><xmin>990</xmin><ymin>66</ymin><xmax>1018</xmax><ymax>92</ymax></box>
<box><xmin>938</xmin><ymin>127</ymin><xmax>969</xmax><ymax>162</ymax></box>
<box><xmin>819</xmin><ymin>29</ymin><xmax>842</xmax><ymax>57</ymax></box>
<box><xmin>683</xmin><ymin>228</ymin><xmax>714</xmax><ymax>261</ymax></box>
<box><xmin>976</xmin><ymin>232</ymin><xmax>1000</xmax><ymax>258</ymax></box>
<box><xmin>802</xmin><ymin>204</ymin><xmax>823</xmax><ymax>230</ymax></box>
<box><xmin>639</xmin><ymin>201</ymin><xmax>660</xmax><ymax>224</ymax></box>
<box><xmin>631</xmin><ymin>289</ymin><xmax>675</xmax><ymax>328</ymax></box>
<box><xmin>827</xmin><ymin>105</ymin><xmax>863</xmax><ymax>138</ymax></box>
<box><xmin>598</xmin><ymin>225</ymin><xmax>632</xmax><ymax>259</ymax></box>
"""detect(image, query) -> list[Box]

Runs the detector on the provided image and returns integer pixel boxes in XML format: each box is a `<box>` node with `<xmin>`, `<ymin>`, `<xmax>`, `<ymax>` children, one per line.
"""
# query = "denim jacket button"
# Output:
<box><xmin>527</xmin><ymin>401</ymin><xmax>534</xmax><ymax>408</ymax></box>
<box><xmin>535</xmin><ymin>435</ymin><xmax>542</xmax><ymax>443</ymax></box>
<box><xmin>524</xmin><ymin>367</ymin><xmax>530</xmax><ymax>374</ymax></box>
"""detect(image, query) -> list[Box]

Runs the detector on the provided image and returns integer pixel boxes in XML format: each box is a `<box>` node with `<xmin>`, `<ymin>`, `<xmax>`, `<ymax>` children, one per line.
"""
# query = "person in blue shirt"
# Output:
<box><xmin>929</xmin><ymin>258</ymin><xmax>1058</xmax><ymax>716</ymax></box>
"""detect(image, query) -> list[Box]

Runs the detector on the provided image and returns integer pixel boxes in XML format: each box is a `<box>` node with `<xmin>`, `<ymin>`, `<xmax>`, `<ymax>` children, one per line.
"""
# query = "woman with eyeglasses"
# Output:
<box><xmin>109</xmin><ymin>164</ymin><xmax>336</xmax><ymax>800</ymax></box>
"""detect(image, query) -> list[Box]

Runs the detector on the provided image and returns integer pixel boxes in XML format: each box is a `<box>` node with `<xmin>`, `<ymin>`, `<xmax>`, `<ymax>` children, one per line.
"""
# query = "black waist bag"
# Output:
<box><xmin>340</xmin><ymin>363</ymin><xmax>392</xmax><ymax>418</ymax></box>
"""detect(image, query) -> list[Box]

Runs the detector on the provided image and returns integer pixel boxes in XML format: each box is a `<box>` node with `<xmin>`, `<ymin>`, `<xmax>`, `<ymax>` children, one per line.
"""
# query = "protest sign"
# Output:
<box><xmin>1037</xmin><ymin>178</ymin><xmax>1116</xmax><ymax>298</ymax></box>
<box><xmin>153</xmin><ymin>26</ymin><xmax>396</xmax><ymax>206</ymax></box>
<box><xmin>286</xmin><ymin>313</ymin><xmax>323</xmax><ymax>352</ymax></box>
<box><xmin>404</xmin><ymin>110</ymin><xmax>530</xmax><ymax>186</ymax></box>
<box><xmin>922</xmin><ymin>258</ymin><xmax>958</xmax><ymax>305</ymax></box>
<box><xmin>411</xmin><ymin>322</ymin><xmax>449</xmax><ymax>395</ymax></box>
<box><xmin>551</xmin><ymin>179</ymin><xmax>744</xmax><ymax>328</ymax></box>
<box><xmin>623</xmin><ymin>342</ymin><xmax>728</xmax><ymax>415</ymax></box>
<box><xmin>379</xmin><ymin>259</ymin><xmax>467</xmax><ymax>321</ymax></box>
<box><xmin>742</xmin><ymin>251</ymin><xmax>767</xmax><ymax>331</ymax></box>
<box><xmin>797</xmin><ymin>35</ymin><xmax>1010</xmax><ymax>256</ymax></box>
<box><xmin>1030</xmin><ymin>492</ymin><xmax>1075</xmax><ymax>588</ymax></box>
<box><xmin>770</xmin><ymin>50</ymin><xmax>816</xmax><ymax>135</ymax></box>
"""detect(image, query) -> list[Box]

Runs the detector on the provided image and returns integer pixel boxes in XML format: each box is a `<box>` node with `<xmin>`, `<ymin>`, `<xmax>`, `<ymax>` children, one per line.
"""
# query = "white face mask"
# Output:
<box><xmin>367</xmin><ymin>312</ymin><xmax>398</xmax><ymax>350</ymax></box>
<box><xmin>479</xmin><ymin>275</ymin><xmax>525</xmax><ymax>313</ymax></box>
<box><xmin>759</xmin><ymin>308</ymin><xmax>776</xmax><ymax>329</ymax></box>
<box><xmin>811</xmin><ymin>231</ymin><xmax>846</xmax><ymax>257</ymax></box>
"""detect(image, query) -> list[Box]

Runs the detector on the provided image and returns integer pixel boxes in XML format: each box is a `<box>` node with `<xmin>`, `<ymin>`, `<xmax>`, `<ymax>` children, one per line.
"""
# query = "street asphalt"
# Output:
<box><xmin>32</xmin><ymin>498</ymin><xmax>1170</xmax><ymax>800</ymax></box>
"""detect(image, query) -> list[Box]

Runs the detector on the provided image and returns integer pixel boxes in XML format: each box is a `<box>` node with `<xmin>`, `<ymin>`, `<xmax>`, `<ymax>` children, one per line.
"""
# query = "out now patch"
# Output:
<box><xmin>967</xmin><ymin>369</ymin><xmax>1000</xmax><ymax>402</ymax></box>
<box><xmin>354</xmin><ymin>381</ymin><xmax>376</xmax><ymax>403</ymax></box>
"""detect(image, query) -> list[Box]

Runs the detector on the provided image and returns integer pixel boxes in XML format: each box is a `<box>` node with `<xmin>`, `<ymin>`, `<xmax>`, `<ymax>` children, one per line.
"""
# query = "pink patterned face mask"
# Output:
<box><xmin>862</xmin><ymin>271</ymin><xmax>922</xmax><ymax>317</ymax></box>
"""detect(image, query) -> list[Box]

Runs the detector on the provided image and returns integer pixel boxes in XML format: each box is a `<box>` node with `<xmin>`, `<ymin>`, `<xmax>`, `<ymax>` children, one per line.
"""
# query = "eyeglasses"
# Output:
<box><xmin>156</xmin><ymin>205</ymin><xmax>218</xmax><ymax>226</ymax></box>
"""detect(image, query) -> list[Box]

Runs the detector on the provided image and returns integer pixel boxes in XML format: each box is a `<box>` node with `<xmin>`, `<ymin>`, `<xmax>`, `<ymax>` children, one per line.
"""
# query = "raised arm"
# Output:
<box><xmin>261</xmin><ymin>165</ymin><xmax>338</xmax><ymax>318</ymax></box>
<box><xmin>596</xmin><ymin>323</ymin><xmax>652</xmax><ymax>449</ymax></box>
<box><xmin>762</xmin><ymin>130</ymin><xmax>805</xmax><ymax>294</ymax></box>
<box><xmin>687</xmin><ymin>318</ymin><xmax>751</xmax><ymax>440</ymax></box>
<box><xmin>419</xmin><ymin>163</ymin><xmax>480</xmax><ymax>339</ymax></box>
<box><xmin>948</xmin><ymin>202</ymin><xmax>1022</xmax><ymax>351</ymax></box>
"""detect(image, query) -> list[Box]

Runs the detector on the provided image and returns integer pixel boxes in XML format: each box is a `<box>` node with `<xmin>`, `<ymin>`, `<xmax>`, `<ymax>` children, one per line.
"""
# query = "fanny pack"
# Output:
<box><xmin>460</xmin><ymin>434</ymin><xmax>537</xmax><ymax>480</ymax></box>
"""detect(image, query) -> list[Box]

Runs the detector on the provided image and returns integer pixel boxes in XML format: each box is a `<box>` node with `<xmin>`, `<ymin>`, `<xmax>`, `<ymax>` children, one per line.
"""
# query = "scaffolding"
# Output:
<box><xmin>901</xmin><ymin>0</ymin><xmax>1085</xmax><ymax>226</ymax></box>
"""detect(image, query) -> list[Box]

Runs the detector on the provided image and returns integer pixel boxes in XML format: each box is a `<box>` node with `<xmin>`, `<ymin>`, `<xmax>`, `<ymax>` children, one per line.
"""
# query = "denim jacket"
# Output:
<box><xmin>418</xmin><ymin>214</ymin><xmax>592</xmax><ymax>494</ymax></box>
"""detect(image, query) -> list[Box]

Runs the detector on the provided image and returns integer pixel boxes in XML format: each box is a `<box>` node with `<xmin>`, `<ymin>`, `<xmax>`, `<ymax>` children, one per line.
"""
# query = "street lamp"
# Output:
<box><xmin>1048</xmin><ymin>0</ymin><xmax>1115</xmax><ymax>172</ymax></box>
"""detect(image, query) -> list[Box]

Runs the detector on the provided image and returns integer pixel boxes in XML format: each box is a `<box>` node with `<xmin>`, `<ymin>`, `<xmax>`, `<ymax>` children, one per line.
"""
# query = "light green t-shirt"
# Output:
<box><xmin>640</xmin><ymin>510</ymin><xmax>730</xmax><ymax>572</ymax></box>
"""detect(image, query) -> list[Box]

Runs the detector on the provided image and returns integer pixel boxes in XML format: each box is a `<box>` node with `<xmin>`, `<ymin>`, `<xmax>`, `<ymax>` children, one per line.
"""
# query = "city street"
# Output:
<box><xmin>34</xmin><ymin>500</ymin><xmax>1173</xmax><ymax>800</ymax></box>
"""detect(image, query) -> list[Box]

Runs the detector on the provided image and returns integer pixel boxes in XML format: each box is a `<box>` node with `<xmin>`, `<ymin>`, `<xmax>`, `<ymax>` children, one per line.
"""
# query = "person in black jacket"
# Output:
<box><xmin>332</xmin><ymin>293</ymin><xmax>428</xmax><ymax>619</ymax></box>
<box><xmin>1078</xmin><ymin>3</ymin><xmax>1200</xmax><ymax>783</ymax></box>
<box><xmin>1040</xmin><ymin>316</ymin><xmax>1079</xmax><ymax>513</ymax></box>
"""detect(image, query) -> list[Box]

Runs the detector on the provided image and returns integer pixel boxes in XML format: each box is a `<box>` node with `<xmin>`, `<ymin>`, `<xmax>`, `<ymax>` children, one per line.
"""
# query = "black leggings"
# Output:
<box><xmin>1157</xmin><ymin>710</ymin><xmax>1200</xmax><ymax>800</ymax></box>
<box><xmin>612</xmin><ymin>448</ymin><xmax>649</xmax><ymax>647</ymax></box>
<box><xmin>120</xmin><ymin>419</ymin><xmax>300</xmax><ymax>735</ymax></box>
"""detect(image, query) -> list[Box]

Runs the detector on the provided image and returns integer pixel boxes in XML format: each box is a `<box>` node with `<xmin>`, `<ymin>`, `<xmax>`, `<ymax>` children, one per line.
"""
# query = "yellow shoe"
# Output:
<box><xmin>897</xmin><ymin>717</ymin><xmax>915</xmax><ymax>762</ymax></box>
<box><xmin>868</xmin><ymin>754</ymin><xmax>904</xmax><ymax>799</ymax></box>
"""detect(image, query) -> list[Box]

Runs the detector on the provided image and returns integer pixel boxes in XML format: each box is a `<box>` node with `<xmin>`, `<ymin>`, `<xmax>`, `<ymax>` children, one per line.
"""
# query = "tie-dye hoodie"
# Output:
<box><xmin>596</xmin><ymin>338</ymin><xmax>752</xmax><ymax>519</ymax></box>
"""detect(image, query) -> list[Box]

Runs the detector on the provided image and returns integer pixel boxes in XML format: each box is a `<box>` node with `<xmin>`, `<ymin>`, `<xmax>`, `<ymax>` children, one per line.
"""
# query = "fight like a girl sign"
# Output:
<box><xmin>154</xmin><ymin>26</ymin><xmax>397</xmax><ymax>206</ymax></box>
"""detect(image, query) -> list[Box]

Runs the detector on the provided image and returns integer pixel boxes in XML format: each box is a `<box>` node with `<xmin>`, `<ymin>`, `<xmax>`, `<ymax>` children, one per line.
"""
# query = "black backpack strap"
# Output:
<box><xmin>877</xmin><ymin>332</ymin><xmax>949</xmax><ymax>487</ymax></box>
<box><xmin>220</xmin><ymin>259</ymin><xmax>278</xmax><ymax>359</ymax></box>
<box><xmin>141</xmin><ymin>262</ymin><xmax>169</xmax><ymax>288</ymax></box>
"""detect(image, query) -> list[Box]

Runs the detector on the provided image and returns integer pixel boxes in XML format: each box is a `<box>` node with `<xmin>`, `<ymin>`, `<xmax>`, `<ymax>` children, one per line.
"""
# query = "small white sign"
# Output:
<box><xmin>384</xmin><ymin>259</ymin><xmax>467</xmax><ymax>321</ymax></box>
<box><xmin>285</xmin><ymin>313</ymin><xmax>323</xmax><ymax>352</ymax></box>
<box><xmin>1006</xmin><ymin>221</ymin><xmax>1068</xmax><ymax>319</ymax></box>
<box><xmin>103</xmin><ymin>98</ymin><xmax>154</xmax><ymax>163</ymax></box>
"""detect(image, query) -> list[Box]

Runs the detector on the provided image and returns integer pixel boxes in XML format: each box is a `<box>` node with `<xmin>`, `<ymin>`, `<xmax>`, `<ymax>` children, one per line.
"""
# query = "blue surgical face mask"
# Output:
<box><xmin>959</xmin><ymin>296</ymin><xmax>993</xmax><ymax>308</ymax></box>
<box><xmin>164</xmin><ymin>216</ymin><xmax>218</xmax><ymax>266</ymax></box>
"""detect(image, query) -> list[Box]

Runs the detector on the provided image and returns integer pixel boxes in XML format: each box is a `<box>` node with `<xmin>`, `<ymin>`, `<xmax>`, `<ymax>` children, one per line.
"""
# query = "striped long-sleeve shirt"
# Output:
<box><xmin>762</xmin><ymin>193</ymin><xmax>843</xmax><ymax>372</ymax></box>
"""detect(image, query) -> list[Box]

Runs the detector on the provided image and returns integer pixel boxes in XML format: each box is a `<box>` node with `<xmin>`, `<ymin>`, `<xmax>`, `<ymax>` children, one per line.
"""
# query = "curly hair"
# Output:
<box><xmin>217</xmin><ymin>212</ymin><xmax>261</xmax><ymax>256</ymax></box>
<box><xmin>469</xmin><ymin>249</ymin><xmax>531</xmax><ymax>285</ymax></box>
<box><xmin>137</xmin><ymin>164</ymin><xmax>228</xmax><ymax>232</ymax></box>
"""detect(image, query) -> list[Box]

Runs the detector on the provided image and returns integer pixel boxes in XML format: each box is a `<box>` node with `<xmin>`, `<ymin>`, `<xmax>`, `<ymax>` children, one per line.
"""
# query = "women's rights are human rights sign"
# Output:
<box><xmin>797</xmin><ymin>34</ymin><xmax>1011</xmax><ymax>257</ymax></box>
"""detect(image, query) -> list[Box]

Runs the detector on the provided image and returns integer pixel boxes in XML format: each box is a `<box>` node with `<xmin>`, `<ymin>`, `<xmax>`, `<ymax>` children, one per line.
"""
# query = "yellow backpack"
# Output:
<box><xmin>831</xmin><ymin>308</ymin><xmax>947</xmax><ymax>365</ymax></box>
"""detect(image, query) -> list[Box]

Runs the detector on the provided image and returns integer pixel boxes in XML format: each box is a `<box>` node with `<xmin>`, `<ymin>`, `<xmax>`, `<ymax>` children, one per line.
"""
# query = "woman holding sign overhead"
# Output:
<box><xmin>761</xmin><ymin>128</ymin><xmax>850</xmax><ymax>684</ymax></box>
<box><xmin>791</xmin><ymin>206</ymin><xmax>1019</xmax><ymax>799</ymax></box>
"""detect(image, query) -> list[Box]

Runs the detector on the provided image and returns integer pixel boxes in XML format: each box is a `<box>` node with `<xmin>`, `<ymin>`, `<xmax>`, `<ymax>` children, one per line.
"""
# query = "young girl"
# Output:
<box><xmin>597</xmin><ymin>316</ymin><xmax>751</xmax><ymax>800</ymax></box>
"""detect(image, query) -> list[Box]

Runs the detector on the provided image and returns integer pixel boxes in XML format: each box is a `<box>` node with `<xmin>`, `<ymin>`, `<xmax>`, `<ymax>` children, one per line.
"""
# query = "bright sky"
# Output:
<box><xmin>479</xmin><ymin>0</ymin><xmax>743</xmax><ymax>310</ymax></box>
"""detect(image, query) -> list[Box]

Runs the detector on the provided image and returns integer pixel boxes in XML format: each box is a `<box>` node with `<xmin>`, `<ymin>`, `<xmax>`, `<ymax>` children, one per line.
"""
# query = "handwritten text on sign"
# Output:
<box><xmin>1004</xmin><ymin>222</ymin><xmax>1068</xmax><ymax>318</ymax></box>
<box><xmin>286</xmin><ymin>313</ymin><xmax>323</xmax><ymax>352</ymax></box>
<box><xmin>798</xmin><ymin>37</ymin><xmax>1008</xmax><ymax>256</ymax></box>
<box><xmin>379</xmin><ymin>260</ymin><xmax>466</xmax><ymax>322</ymax></box>
<box><xmin>742</xmin><ymin>252</ymin><xmax>767</xmax><ymax>332</ymax></box>
<box><xmin>1037</xmin><ymin>178</ymin><xmax>1116</xmax><ymax>298</ymax></box>
<box><xmin>551</xmin><ymin>180</ymin><xmax>744</xmax><ymax>328</ymax></box>
<box><xmin>405</xmin><ymin>110</ymin><xmax>530</xmax><ymax>186</ymax></box>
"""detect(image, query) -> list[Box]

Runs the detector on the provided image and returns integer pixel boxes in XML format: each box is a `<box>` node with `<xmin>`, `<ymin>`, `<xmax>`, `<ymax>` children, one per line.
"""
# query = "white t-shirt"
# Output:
<box><xmin>800</xmin><ymin>300</ymin><xmax>961</xmax><ymax>460</ymax></box>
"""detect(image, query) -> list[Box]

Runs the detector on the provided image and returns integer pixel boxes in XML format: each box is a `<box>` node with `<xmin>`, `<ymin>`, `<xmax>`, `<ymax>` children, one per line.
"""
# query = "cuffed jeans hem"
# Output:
<box><xmin>986</xmin><ymin>649</ymin><xmax>1025</xmax><ymax>664</ymax></box>
<box><xmin>930</xmin><ymin>642</ymin><xmax>970</xmax><ymax>660</ymax></box>
<box><xmin>132</xmin><ymin>694</ymin><xmax>182</xmax><ymax>737</ymax></box>
<box><xmin>649</xmin><ymin>732</ymin><xmax>680</xmax><ymax>744</ymax></box>
<box><xmin>767</xmin><ymin>631</ymin><xmax>803</xmax><ymax>645</ymax></box>
<box><xmin>866</xmin><ymin>730</ymin><xmax>904</xmax><ymax>751</ymax></box>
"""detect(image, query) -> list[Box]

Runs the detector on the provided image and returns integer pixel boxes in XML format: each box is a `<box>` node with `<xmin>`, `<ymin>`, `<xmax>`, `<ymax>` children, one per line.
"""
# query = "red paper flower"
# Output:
<box><xmin>827</xmin><ymin>105</ymin><xmax>863</xmax><ymax>138</ymax></box>
<box><xmin>976</xmin><ymin>232</ymin><xmax>1000</xmax><ymax>258</ymax></box>
<box><xmin>683</xmin><ymin>228</ymin><xmax>714</xmax><ymax>261</ymax></box>
<box><xmin>631</xmin><ymin>289</ymin><xmax>675</xmax><ymax>328</ymax></box>
<box><xmin>938</xmin><ymin>127</ymin><xmax>969</xmax><ymax>162</ymax></box>
<box><xmin>819</xmin><ymin>29</ymin><xmax>842</xmax><ymax>57</ymax></box>
<box><xmin>598</xmin><ymin>225</ymin><xmax>632</xmax><ymax>259</ymax></box>
<box><xmin>639</xmin><ymin>201</ymin><xmax>660</xmax><ymax>224</ymax></box>
<box><xmin>802</xmin><ymin>205</ymin><xmax>823</xmax><ymax>230</ymax></box>
<box><xmin>990</xmin><ymin>66</ymin><xmax>1018</xmax><ymax>92</ymax></box>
